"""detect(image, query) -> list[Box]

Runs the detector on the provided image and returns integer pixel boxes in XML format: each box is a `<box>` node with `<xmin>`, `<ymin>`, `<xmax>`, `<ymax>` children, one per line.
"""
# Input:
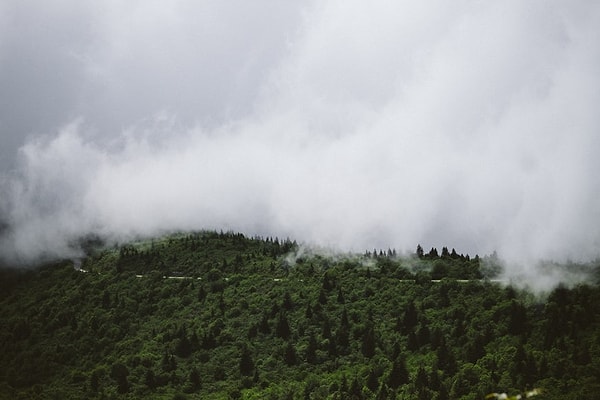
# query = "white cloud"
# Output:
<box><xmin>1</xmin><ymin>1</ymin><xmax>600</xmax><ymax>274</ymax></box>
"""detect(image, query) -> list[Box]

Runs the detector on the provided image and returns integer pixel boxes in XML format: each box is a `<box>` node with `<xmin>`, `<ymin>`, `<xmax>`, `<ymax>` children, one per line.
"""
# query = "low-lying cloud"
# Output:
<box><xmin>1</xmin><ymin>1</ymin><xmax>600</xmax><ymax>281</ymax></box>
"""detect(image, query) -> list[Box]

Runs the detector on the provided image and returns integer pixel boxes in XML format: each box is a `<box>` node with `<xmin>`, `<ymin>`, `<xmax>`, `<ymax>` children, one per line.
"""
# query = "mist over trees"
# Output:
<box><xmin>1</xmin><ymin>231</ymin><xmax>599</xmax><ymax>399</ymax></box>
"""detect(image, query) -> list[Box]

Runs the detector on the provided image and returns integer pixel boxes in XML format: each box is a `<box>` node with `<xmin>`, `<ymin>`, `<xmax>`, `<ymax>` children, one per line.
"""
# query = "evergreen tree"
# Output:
<box><xmin>318</xmin><ymin>288</ymin><xmax>328</xmax><ymax>305</ymax></box>
<box><xmin>436</xmin><ymin>336</ymin><xmax>456</xmax><ymax>376</ymax></box>
<box><xmin>276</xmin><ymin>311</ymin><xmax>291</xmax><ymax>340</ymax></box>
<box><xmin>327</xmin><ymin>334</ymin><xmax>338</xmax><ymax>357</ymax></box>
<box><xmin>258</xmin><ymin>312</ymin><xmax>270</xmax><ymax>334</ymax></box>
<box><xmin>450</xmin><ymin>248</ymin><xmax>459</xmax><ymax>259</ymax></box>
<box><xmin>429</xmin><ymin>368</ymin><xmax>441</xmax><ymax>392</ymax></box>
<box><xmin>376</xmin><ymin>382</ymin><xmax>390</xmax><ymax>400</ymax></box>
<box><xmin>322</xmin><ymin>318</ymin><xmax>332</xmax><ymax>339</ymax></box>
<box><xmin>441</xmin><ymin>247</ymin><xmax>450</xmax><ymax>258</ymax></box>
<box><xmin>416</xmin><ymin>244</ymin><xmax>424</xmax><ymax>258</ymax></box>
<box><xmin>102</xmin><ymin>290</ymin><xmax>111</xmax><ymax>309</ymax></box>
<box><xmin>402</xmin><ymin>301</ymin><xmax>418</xmax><ymax>334</ymax></box>
<box><xmin>336</xmin><ymin>324</ymin><xmax>350</xmax><ymax>352</ymax></box>
<box><xmin>508</xmin><ymin>300</ymin><xmax>528</xmax><ymax>336</ymax></box>
<box><xmin>387</xmin><ymin>356</ymin><xmax>409</xmax><ymax>389</ymax></box>
<box><xmin>90</xmin><ymin>368</ymin><xmax>103</xmax><ymax>392</ymax></box>
<box><xmin>322</xmin><ymin>273</ymin><xmax>334</xmax><ymax>291</ymax></box>
<box><xmin>365</xmin><ymin>368</ymin><xmax>380</xmax><ymax>393</ymax></box>
<box><xmin>175</xmin><ymin>334</ymin><xmax>192</xmax><ymax>358</ymax></box>
<box><xmin>414</xmin><ymin>366</ymin><xmax>428</xmax><ymax>399</ymax></box>
<box><xmin>197</xmin><ymin>285</ymin><xmax>207</xmax><ymax>302</ymax></box>
<box><xmin>350</xmin><ymin>376</ymin><xmax>364</xmax><ymax>399</ymax></box>
<box><xmin>337</xmin><ymin>286</ymin><xmax>345</xmax><ymax>304</ymax></box>
<box><xmin>428</xmin><ymin>247</ymin><xmax>439</xmax><ymax>258</ymax></box>
<box><xmin>239</xmin><ymin>346</ymin><xmax>254</xmax><ymax>376</ymax></box>
<box><xmin>305</xmin><ymin>334</ymin><xmax>318</xmax><ymax>364</ymax></box>
<box><xmin>465</xmin><ymin>333</ymin><xmax>485</xmax><ymax>363</ymax></box>
<box><xmin>284</xmin><ymin>341</ymin><xmax>297</xmax><ymax>366</ymax></box>
<box><xmin>407</xmin><ymin>330</ymin><xmax>419</xmax><ymax>351</ymax></box>
<box><xmin>162</xmin><ymin>351</ymin><xmax>176</xmax><ymax>372</ymax></box>
<box><xmin>305</xmin><ymin>303</ymin><xmax>313</xmax><ymax>319</ymax></box>
<box><xmin>437</xmin><ymin>383</ymin><xmax>450</xmax><ymax>400</ymax></box>
<box><xmin>189</xmin><ymin>367</ymin><xmax>201</xmax><ymax>391</ymax></box>
<box><xmin>144</xmin><ymin>369</ymin><xmax>156</xmax><ymax>389</ymax></box>
<box><xmin>339</xmin><ymin>375</ymin><xmax>349</xmax><ymax>397</ymax></box>
<box><xmin>340</xmin><ymin>308</ymin><xmax>350</xmax><ymax>328</ymax></box>
<box><xmin>361</xmin><ymin>326</ymin><xmax>376</xmax><ymax>358</ymax></box>
<box><xmin>282</xmin><ymin>291</ymin><xmax>294</xmax><ymax>310</ymax></box>
<box><xmin>110</xmin><ymin>363</ymin><xmax>129</xmax><ymax>394</ymax></box>
<box><xmin>417</xmin><ymin>322</ymin><xmax>430</xmax><ymax>347</ymax></box>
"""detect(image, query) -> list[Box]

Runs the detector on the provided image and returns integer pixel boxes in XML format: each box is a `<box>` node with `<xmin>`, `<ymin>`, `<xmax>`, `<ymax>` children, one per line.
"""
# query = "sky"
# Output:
<box><xmin>1</xmin><ymin>1</ymin><xmax>600</xmax><ymax>277</ymax></box>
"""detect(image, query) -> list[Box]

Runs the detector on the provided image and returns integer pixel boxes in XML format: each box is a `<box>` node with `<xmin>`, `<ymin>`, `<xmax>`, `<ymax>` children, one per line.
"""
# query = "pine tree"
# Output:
<box><xmin>239</xmin><ymin>346</ymin><xmax>254</xmax><ymax>376</ymax></box>
<box><xmin>110</xmin><ymin>363</ymin><xmax>129</xmax><ymax>394</ymax></box>
<box><xmin>189</xmin><ymin>367</ymin><xmax>201</xmax><ymax>391</ymax></box>
<box><xmin>197</xmin><ymin>285</ymin><xmax>207</xmax><ymax>302</ymax></box>
<box><xmin>305</xmin><ymin>303</ymin><xmax>313</xmax><ymax>319</ymax></box>
<box><xmin>340</xmin><ymin>308</ymin><xmax>350</xmax><ymax>328</ymax></box>
<box><xmin>276</xmin><ymin>312</ymin><xmax>291</xmax><ymax>340</ymax></box>
<box><xmin>318</xmin><ymin>288</ymin><xmax>328</xmax><ymax>305</ymax></box>
<box><xmin>429</xmin><ymin>247</ymin><xmax>439</xmax><ymax>258</ymax></box>
<box><xmin>416</xmin><ymin>244</ymin><xmax>424</xmax><ymax>258</ymax></box>
<box><xmin>437</xmin><ymin>383</ymin><xmax>449</xmax><ymax>400</ymax></box>
<box><xmin>161</xmin><ymin>350</ymin><xmax>174</xmax><ymax>372</ymax></box>
<box><xmin>350</xmin><ymin>376</ymin><xmax>364</xmax><ymax>399</ymax></box>
<box><xmin>441</xmin><ymin>247</ymin><xmax>450</xmax><ymax>258</ymax></box>
<box><xmin>340</xmin><ymin>375</ymin><xmax>349</xmax><ymax>396</ymax></box>
<box><xmin>466</xmin><ymin>333</ymin><xmax>485</xmax><ymax>363</ymax></box>
<box><xmin>508</xmin><ymin>300</ymin><xmax>527</xmax><ymax>336</ymax></box>
<box><xmin>305</xmin><ymin>334</ymin><xmax>318</xmax><ymax>364</ymax></box>
<box><xmin>366</xmin><ymin>368</ymin><xmax>380</xmax><ymax>392</ymax></box>
<box><xmin>102</xmin><ymin>290</ymin><xmax>111</xmax><ymax>309</ymax></box>
<box><xmin>362</xmin><ymin>326</ymin><xmax>376</xmax><ymax>358</ymax></box>
<box><xmin>284</xmin><ymin>341</ymin><xmax>297</xmax><ymax>366</ymax></box>
<box><xmin>336</xmin><ymin>324</ymin><xmax>350</xmax><ymax>352</ymax></box>
<box><xmin>402</xmin><ymin>301</ymin><xmax>418</xmax><ymax>334</ymax></box>
<box><xmin>376</xmin><ymin>382</ymin><xmax>390</xmax><ymax>400</ymax></box>
<box><xmin>337</xmin><ymin>286</ymin><xmax>345</xmax><ymax>304</ymax></box>
<box><xmin>436</xmin><ymin>336</ymin><xmax>456</xmax><ymax>376</ymax></box>
<box><xmin>417</xmin><ymin>322</ymin><xmax>430</xmax><ymax>347</ymax></box>
<box><xmin>407</xmin><ymin>330</ymin><xmax>419</xmax><ymax>351</ymax></box>
<box><xmin>282</xmin><ymin>291</ymin><xmax>294</xmax><ymax>310</ymax></box>
<box><xmin>258</xmin><ymin>312</ymin><xmax>270</xmax><ymax>334</ymax></box>
<box><xmin>414</xmin><ymin>366</ymin><xmax>429</xmax><ymax>399</ymax></box>
<box><xmin>322</xmin><ymin>318</ymin><xmax>332</xmax><ymax>339</ymax></box>
<box><xmin>175</xmin><ymin>335</ymin><xmax>192</xmax><ymax>358</ymax></box>
<box><xmin>144</xmin><ymin>369</ymin><xmax>156</xmax><ymax>389</ymax></box>
<box><xmin>387</xmin><ymin>356</ymin><xmax>409</xmax><ymax>389</ymax></box>
<box><xmin>328</xmin><ymin>334</ymin><xmax>338</xmax><ymax>357</ymax></box>
<box><xmin>429</xmin><ymin>368</ymin><xmax>441</xmax><ymax>391</ymax></box>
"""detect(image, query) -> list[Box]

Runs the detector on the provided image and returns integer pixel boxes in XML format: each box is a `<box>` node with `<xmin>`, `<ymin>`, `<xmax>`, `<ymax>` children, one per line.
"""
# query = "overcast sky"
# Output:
<box><xmin>1</xmin><ymin>1</ymin><xmax>600</xmax><ymax>275</ymax></box>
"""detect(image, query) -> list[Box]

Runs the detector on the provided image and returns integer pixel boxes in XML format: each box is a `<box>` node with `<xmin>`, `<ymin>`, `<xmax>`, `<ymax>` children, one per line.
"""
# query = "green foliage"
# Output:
<box><xmin>0</xmin><ymin>230</ymin><xmax>599</xmax><ymax>399</ymax></box>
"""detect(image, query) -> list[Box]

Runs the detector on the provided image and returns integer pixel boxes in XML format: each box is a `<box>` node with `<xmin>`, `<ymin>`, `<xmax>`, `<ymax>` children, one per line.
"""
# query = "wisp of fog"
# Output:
<box><xmin>1</xmin><ymin>1</ymin><xmax>599</xmax><ymax>287</ymax></box>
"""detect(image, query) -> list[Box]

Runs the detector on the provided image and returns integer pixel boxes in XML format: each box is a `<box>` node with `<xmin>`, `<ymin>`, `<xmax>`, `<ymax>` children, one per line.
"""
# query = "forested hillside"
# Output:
<box><xmin>1</xmin><ymin>231</ymin><xmax>599</xmax><ymax>399</ymax></box>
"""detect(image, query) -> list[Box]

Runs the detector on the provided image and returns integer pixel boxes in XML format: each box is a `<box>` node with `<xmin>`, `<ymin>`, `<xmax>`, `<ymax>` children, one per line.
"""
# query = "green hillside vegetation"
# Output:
<box><xmin>1</xmin><ymin>231</ymin><xmax>599</xmax><ymax>399</ymax></box>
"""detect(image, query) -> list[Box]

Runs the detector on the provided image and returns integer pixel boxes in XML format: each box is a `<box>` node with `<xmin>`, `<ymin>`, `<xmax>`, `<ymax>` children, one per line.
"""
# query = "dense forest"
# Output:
<box><xmin>1</xmin><ymin>231</ymin><xmax>599</xmax><ymax>399</ymax></box>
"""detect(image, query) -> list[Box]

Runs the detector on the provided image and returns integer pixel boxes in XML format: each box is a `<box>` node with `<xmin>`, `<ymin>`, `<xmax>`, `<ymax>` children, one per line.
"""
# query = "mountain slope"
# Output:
<box><xmin>1</xmin><ymin>231</ymin><xmax>599</xmax><ymax>399</ymax></box>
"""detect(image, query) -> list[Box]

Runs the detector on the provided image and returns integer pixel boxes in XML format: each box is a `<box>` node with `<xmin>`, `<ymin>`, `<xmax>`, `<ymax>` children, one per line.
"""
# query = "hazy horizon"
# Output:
<box><xmin>1</xmin><ymin>1</ymin><xmax>600</xmax><ymax>282</ymax></box>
